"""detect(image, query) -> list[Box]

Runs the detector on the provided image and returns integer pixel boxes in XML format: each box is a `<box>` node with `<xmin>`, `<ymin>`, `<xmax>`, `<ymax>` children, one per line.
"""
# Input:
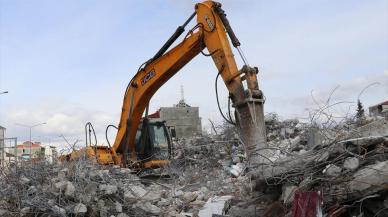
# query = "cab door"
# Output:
<box><xmin>134</xmin><ymin>120</ymin><xmax>171</xmax><ymax>161</ymax></box>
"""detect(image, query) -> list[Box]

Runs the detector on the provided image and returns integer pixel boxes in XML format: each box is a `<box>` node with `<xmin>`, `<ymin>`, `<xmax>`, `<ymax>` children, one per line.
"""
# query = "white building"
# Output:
<box><xmin>369</xmin><ymin>100</ymin><xmax>388</xmax><ymax>119</ymax></box>
<box><xmin>44</xmin><ymin>146</ymin><xmax>58</xmax><ymax>163</ymax></box>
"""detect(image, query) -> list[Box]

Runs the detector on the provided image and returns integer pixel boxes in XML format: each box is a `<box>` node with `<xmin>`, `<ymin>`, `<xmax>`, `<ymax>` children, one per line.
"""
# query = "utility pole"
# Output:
<box><xmin>16</xmin><ymin>122</ymin><xmax>46</xmax><ymax>159</ymax></box>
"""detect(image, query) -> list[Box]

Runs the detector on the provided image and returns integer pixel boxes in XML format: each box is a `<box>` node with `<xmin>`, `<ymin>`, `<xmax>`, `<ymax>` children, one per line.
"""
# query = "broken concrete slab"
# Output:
<box><xmin>307</xmin><ymin>127</ymin><xmax>324</xmax><ymax>150</ymax></box>
<box><xmin>198</xmin><ymin>195</ymin><xmax>233</xmax><ymax>217</ymax></box>
<box><xmin>252</xmin><ymin>149</ymin><xmax>329</xmax><ymax>179</ymax></box>
<box><xmin>349</xmin><ymin>119</ymin><xmax>388</xmax><ymax>138</ymax></box>
<box><xmin>339</xmin><ymin>136</ymin><xmax>387</xmax><ymax>147</ymax></box>
<box><xmin>182</xmin><ymin>192</ymin><xmax>198</xmax><ymax>203</ymax></box>
<box><xmin>124</xmin><ymin>185</ymin><xmax>148</xmax><ymax>201</ymax></box>
<box><xmin>349</xmin><ymin>160</ymin><xmax>388</xmax><ymax>196</ymax></box>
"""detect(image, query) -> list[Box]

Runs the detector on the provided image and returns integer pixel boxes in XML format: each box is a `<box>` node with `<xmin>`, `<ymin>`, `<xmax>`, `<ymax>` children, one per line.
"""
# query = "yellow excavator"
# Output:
<box><xmin>66</xmin><ymin>0</ymin><xmax>267</xmax><ymax>170</ymax></box>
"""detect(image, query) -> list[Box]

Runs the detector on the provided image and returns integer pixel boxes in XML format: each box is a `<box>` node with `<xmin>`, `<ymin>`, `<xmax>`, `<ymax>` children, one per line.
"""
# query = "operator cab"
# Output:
<box><xmin>134</xmin><ymin>119</ymin><xmax>172</xmax><ymax>162</ymax></box>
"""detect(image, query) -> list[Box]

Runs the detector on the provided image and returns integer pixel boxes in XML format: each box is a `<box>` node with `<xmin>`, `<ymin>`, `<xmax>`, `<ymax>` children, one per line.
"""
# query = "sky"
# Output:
<box><xmin>0</xmin><ymin>0</ymin><xmax>387</xmax><ymax>148</ymax></box>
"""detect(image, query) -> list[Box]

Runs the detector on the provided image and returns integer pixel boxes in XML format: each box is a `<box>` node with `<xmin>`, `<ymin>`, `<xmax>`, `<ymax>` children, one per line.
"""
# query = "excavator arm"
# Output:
<box><xmin>111</xmin><ymin>1</ymin><xmax>267</xmax><ymax>167</ymax></box>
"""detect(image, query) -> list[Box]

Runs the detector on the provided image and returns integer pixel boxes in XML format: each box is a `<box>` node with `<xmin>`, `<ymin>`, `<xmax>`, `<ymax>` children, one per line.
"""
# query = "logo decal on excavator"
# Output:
<box><xmin>204</xmin><ymin>15</ymin><xmax>214</xmax><ymax>31</ymax></box>
<box><xmin>141</xmin><ymin>70</ymin><xmax>156</xmax><ymax>86</ymax></box>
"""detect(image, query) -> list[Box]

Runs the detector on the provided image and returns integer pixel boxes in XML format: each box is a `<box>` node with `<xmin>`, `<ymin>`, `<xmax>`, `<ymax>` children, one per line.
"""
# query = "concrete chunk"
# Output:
<box><xmin>84</xmin><ymin>182</ymin><xmax>98</xmax><ymax>195</ymax></box>
<box><xmin>65</xmin><ymin>182</ymin><xmax>75</xmax><ymax>197</ymax></box>
<box><xmin>99</xmin><ymin>184</ymin><xmax>118</xmax><ymax>195</ymax></box>
<box><xmin>323</xmin><ymin>164</ymin><xmax>341</xmax><ymax>177</ymax></box>
<box><xmin>124</xmin><ymin>185</ymin><xmax>147</xmax><ymax>201</ymax></box>
<box><xmin>182</xmin><ymin>192</ymin><xmax>198</xmax><ymax>203</ymax></box>
<box><xmin>348</xmin><ymin>119</ymin><xmax>388</xmax><ymax>138</ymax></box>
<box><xmin>133</xmin><ymin>201</ymin><xmax>161</xmax><ymax>215</ymax></box>
<box><xmin>52</xmin><ymin>205</ymin><xmax>66</xmax><ymax>217</ymax></box>
<box><xmin>198</xmin><ymin>195</ymin><xmax>233</xmax><ymax>217</ymax></box>
<box><xmin>115</xmin><ymin>201</ymin><xmax>123</xmax><ymax>213</ymax></box>
<box><xmin>20</xmin><ymin>207</ymin><xmax>30</xmax><ymax>216</ymax></box>
<box><xmin>343</xmin><ymin>157</ymin><xmax>360</xmax><ymax>171</ymax></box>
<box><xmin>339</xmin><ymin>136</ymin><xmax>386</xmax><ymax>147</ymax></box>
<box><xmin>54</xmin><ymin>181</ymin><xmax>67</xmax><ymax>191</ymax></box>
<box><xmin>20</xmin><ymin>176</ymin><xmax>31</xmax><ymax>185</ymax></box>
<box><xmin>73</xmin><ymin>203</ymin><xmax>87</xmax><ymax>214</ymax></box>
<box><xmin>54</xmin><ymin>181</ymin><xmax>75</xmax><ymax>198</ymax></box>
<box><xmin>349</xmin><ymin>161</ymin><xmax>388</xmax><ymax>195</ymax></box>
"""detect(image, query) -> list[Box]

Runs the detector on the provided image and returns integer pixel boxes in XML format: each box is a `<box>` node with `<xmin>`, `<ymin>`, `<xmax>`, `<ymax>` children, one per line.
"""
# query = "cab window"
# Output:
<box><xmin>152</xmin><ymin>125</ymin><xmax>169</xmax><ymax>159</ymax></box>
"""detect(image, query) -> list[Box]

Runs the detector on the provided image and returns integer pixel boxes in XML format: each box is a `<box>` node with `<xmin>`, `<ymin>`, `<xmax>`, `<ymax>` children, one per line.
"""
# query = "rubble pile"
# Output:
<box><xmin>165</xmin><ymin>135</ymin><xmax>252</xmax><ymax>213</ymax></box>
<box><xmin>0</xmin><ymin>160</ymin><xmax>168</xmax><ymax>216</ymax></box>
<box><xmin>0</xmin><ymin>155</ymin><xmax>249</xmax><ymax>217</ymax></box>
<box><xmin>265</xmin><ymin>113</ymin><xmax>304</xmax><ymax>142</ymax></box>
<box><xmin>248</xmin><ymin>117</ymin><xmax>388</xmax><ymax>216</ymax></box>
<box><xmin>0</xmin><ymin>115</ymin><xmax>387</xmax><ymax>216</ymax></box>
<box><xmin>170</xmin><ymin>134</ymin><xmax>247</xmax><ymax>179</ymax></box>
<box><xmin>264</xmin><ymin>113</ymin><xmax>308</xmax><ymax>160</ymax></box>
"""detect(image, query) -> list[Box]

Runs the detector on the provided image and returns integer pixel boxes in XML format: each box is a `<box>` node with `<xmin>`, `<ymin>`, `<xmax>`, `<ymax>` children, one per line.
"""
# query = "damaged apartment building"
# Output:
<box><xmin>149</xmin><ymin>93</ymin><xmax>202</xmax><ymax>138</ymax></box>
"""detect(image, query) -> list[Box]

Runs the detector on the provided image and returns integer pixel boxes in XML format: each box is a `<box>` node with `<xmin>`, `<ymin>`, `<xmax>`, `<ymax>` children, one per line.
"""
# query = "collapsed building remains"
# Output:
<box><xmin>0</xmin><ymin>112</ymin><xmax>387</xmax><ymax>216</ymax></box>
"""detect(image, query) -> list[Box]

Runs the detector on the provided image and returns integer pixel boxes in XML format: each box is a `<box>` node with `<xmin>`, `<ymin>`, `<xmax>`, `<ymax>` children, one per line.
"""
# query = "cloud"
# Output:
<box><xmin>1</xmin><ymin>100</ymin><xmax>117</xmax><ymax>148</ymax></box>
<box><xmin>0</xmin><ymin>0</ymin><xmax>386</xmax><ymax>145</ymax></box>
<box><xmin>267</xmin><ymin>71</ymin><xmax>388</xmax><ymax>119</ymax></box>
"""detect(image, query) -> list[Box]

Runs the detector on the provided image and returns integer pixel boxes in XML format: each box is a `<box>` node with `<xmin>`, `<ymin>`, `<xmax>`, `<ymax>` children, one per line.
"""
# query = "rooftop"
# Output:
<box><xmin>17</xmin><ymin>141</ymin><xmax>42</xmax><ymax>149</ymax></box>
<box><xmin>369</xmin><ymin>100</ymin><xmax>388</xmax><ymax>108</ymax></box>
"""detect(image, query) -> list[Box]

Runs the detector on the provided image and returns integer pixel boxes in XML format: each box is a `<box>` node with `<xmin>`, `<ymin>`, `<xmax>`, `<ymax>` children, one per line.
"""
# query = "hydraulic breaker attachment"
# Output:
<box><xmin>233</xmin><ymin>65</ymin><xmax>267</xmax><ymax>167</ymax></box>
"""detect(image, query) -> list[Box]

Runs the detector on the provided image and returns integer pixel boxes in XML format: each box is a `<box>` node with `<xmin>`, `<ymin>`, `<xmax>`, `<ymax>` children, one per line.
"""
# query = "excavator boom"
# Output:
<box><xmin>106</xmin><ymin>0</ymin><xmax>267</xmax><ymax>167</ymax></box>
